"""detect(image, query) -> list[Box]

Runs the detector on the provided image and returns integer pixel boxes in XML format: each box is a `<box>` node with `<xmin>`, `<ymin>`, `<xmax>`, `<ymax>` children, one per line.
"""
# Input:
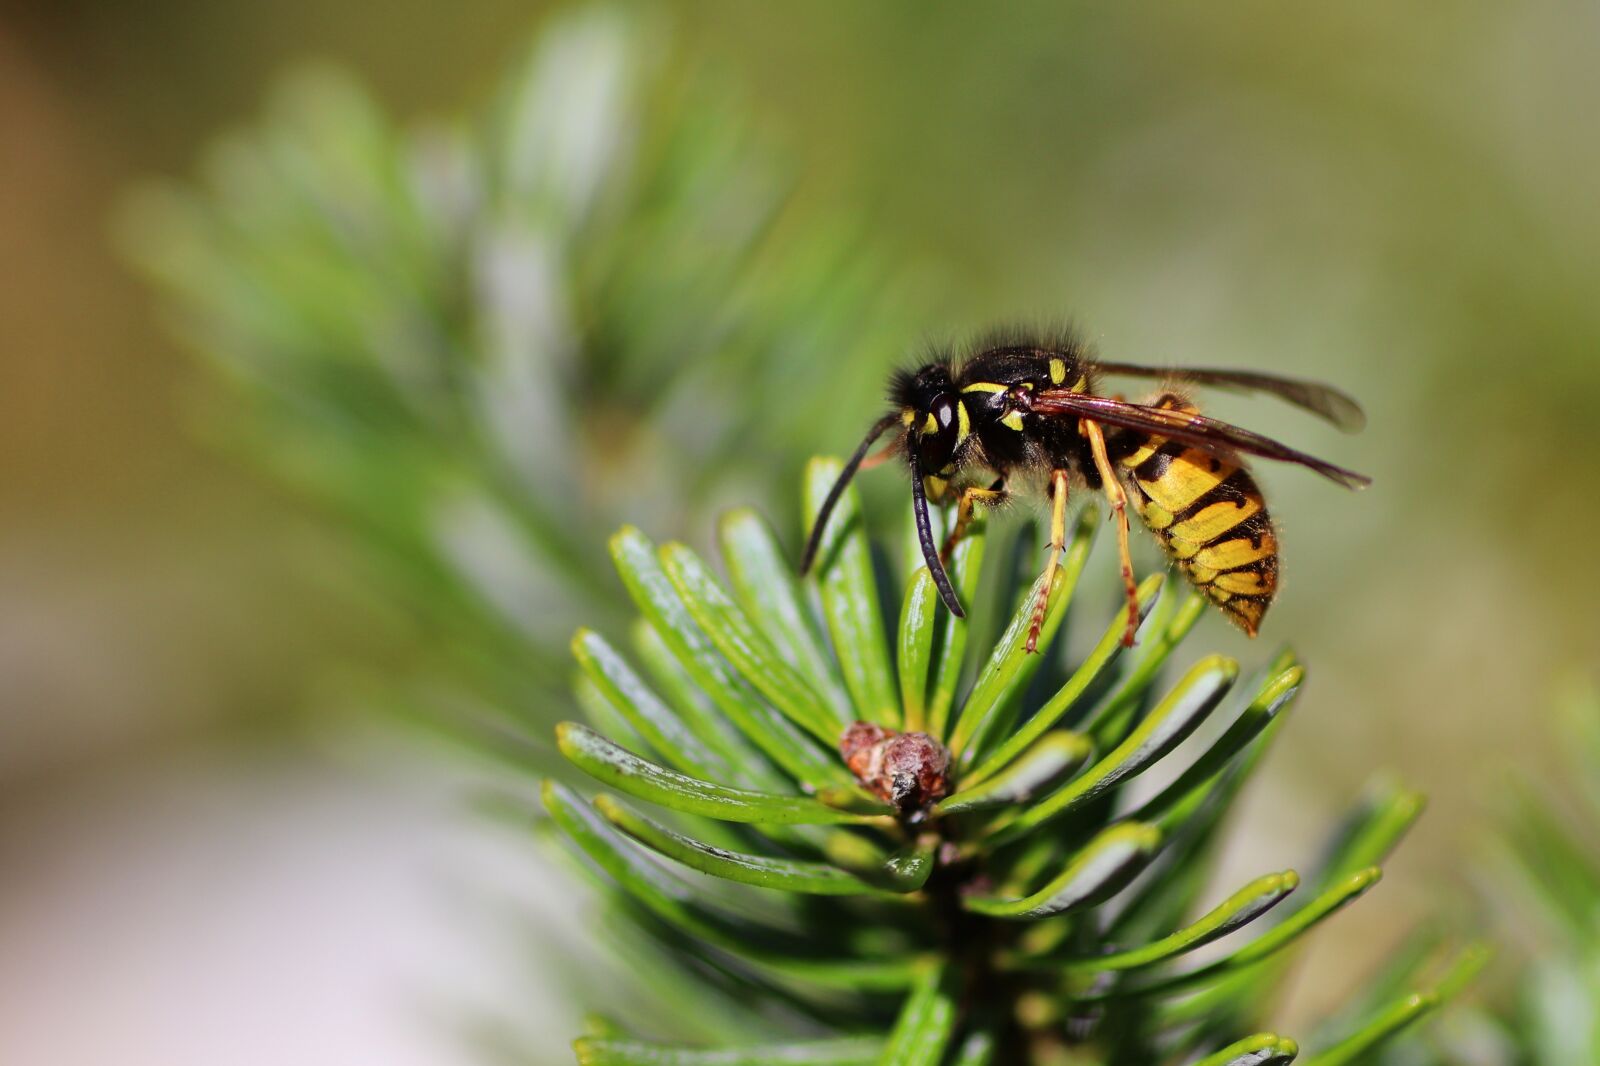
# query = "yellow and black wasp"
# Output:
<box><xmin>801</xmin><ymin>330</ymin><xmax>1369</xmax><ymax>651</ymax></box>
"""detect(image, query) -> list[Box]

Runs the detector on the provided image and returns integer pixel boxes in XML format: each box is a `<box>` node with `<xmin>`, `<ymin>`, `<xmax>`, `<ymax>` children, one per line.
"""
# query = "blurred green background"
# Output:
<box><xmin>3</xmin><ymin>2</ymin><xmax>1597</xmax><ymax>1063</ymax></box>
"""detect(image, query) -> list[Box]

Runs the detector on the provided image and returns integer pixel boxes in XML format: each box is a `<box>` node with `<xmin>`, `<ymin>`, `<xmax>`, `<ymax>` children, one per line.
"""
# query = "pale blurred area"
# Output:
<box><xmin>2</xmin><ymin>2</ymin><xmax>1598</xmax><ymax>1063</ymax></box>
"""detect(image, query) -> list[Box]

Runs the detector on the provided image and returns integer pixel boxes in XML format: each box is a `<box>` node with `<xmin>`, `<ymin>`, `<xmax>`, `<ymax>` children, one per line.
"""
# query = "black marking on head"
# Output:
<box><xmin>890</xmin><ymin>362</ymin><xmax>956</xmax><ymax>410</ymax></box>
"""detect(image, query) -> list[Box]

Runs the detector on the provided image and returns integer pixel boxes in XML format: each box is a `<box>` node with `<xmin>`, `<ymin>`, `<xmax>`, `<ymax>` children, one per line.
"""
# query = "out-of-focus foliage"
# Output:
<box><xmin>1489</xmin><ymin>683</ymin><xmax>1600</xmax><ymax>1065</ymax></box>
<box><xmin>1349</xmin><ymin>683</ymin><xmax>1600</xmax><ymax>1066</ymax></box>
<box><xmin>540</xmin><ymin>462</ymin><xmax>1483</xmax><ymax>1063</ymax></box>
<box><xmin>119</xmin><ymin>7</ymin><xmax>920</xmax><ymax>757</ymax></box>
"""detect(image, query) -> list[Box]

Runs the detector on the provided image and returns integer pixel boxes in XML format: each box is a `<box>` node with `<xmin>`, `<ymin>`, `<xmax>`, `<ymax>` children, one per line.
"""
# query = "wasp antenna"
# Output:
<box><xmin>907</xmin><ymin>445</ymin><xmax>965</xmax><ymax>619</ymax></box>
<box><xmin>800</xmin><ymin>413</ymin><xmax>903</xmax><ymax>576</ymax></box>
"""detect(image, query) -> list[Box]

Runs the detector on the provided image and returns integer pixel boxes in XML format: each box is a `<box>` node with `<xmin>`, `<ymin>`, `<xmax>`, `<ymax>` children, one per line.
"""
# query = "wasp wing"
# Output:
<box><xmin>1029</xmin><ymin>390</ymin><xmax>1371</xmax><ymax>489</ymax></box>
<box><xmin>1094</xmin><ymin>362</ymin><xmax>1366</xmax><ymax>432</ymax></box>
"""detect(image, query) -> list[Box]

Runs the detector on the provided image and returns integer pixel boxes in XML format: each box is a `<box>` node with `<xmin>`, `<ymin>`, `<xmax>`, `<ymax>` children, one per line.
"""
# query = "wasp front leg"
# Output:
<box><xmin>941</xmin><ymin>478</ymin><xmax>1007</xmax><ymax>564</ymax></box>
<box><xmin>1025</xmin><ymin>470</ymin><xmax>1071</xmax><ymax>654</ymax></box>
<box><xmin>859</xmin><ymin>436</ymin><xmax>903</xmax><ymax>472</ymax></box>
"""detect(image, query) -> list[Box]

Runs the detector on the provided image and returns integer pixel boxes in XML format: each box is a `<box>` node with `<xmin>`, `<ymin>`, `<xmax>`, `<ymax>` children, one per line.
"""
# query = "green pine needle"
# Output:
<box><xmin>545</xmin><ymin>460</ymin><xmax>1480</xmax><ymax>1063</ymax></box>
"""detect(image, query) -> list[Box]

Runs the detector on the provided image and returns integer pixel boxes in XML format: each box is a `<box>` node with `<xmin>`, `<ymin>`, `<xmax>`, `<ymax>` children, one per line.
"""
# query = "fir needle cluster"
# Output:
<box><xmin>543</xmin><ymin>458</ymin><xmax>1483</xmax><ymax>1065</ymax></box>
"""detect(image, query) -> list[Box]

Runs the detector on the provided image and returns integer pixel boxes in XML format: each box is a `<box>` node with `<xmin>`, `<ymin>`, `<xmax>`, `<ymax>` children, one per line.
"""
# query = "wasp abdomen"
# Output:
<box><xmin>1118</xmin><ymin>403</ymin><xmax>1280</xmax><ymax>636</ymax></box>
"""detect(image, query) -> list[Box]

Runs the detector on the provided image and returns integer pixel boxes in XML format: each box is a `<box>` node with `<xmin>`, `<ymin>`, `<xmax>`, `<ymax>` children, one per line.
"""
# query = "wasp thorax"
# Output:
<box><xmin>839</xmin><ymin>721</ymin><xmax>951</xmax><ymax>813</ymax></box>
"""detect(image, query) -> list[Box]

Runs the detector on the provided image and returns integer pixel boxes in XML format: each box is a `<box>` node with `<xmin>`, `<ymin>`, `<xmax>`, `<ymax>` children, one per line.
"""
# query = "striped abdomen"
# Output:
<box><xmin>1117</xmin><ymin>399</ymin><xmax>1279</xmax><ymax>635</ymax></box>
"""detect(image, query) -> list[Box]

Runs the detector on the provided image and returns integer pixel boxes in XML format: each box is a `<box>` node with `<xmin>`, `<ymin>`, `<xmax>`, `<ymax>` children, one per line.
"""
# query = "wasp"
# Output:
<box><xmin>801</xmin><ymin>331</ymin><xmax>1370</xmax><ymax>651</ymax></box>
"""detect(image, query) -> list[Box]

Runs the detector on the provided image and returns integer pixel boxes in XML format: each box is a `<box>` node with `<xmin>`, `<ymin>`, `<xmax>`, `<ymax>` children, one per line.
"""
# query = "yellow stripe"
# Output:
<box><xmin>956</xmin><ymin>400</ymin><xmax>971</xmax><ymax>443</ymax></box>
<box><xmin>961</xmin><ymin>381</ymin><xmax>1007</xmax><ymax>394</ymax></box>
<box><xmin>1213</xmin><ymin>569</ymin><xmax>1273</xmax><ymax>596</ymax></box>
<box><xmin>901</xmin><ymin>408</ymin><xmax>915</xmax><ymax>426</ymax></box>
<box><xmin>1001</xmin><ymin>410</ymin><xmax>1025</xmax><ymax>431</ymax></box>
<box><xmin>1049</xmin><ymin>358</ymin><xmax>1067</xmax><ymax>384</ymax></box>
<box><xmin>1140</xmin><ymin>501</ymin><xmax>1175</xmax><ymax>531</ymax></box>
<box><xmin>1137</xmin><ymin>451</ymin><xmax>1231</xmax><ymax>514</ymax></box>
<box><xmin>1120</xmin><ymin>439</ymin><xmax>1164</xmax><ymax>469</ymax></box>
<box><xmin>1167</xmin><ymin>538</ymin><xmax>1200</xmax><ymax>560</ymax></box>
<box><xmin>1194</xmin><ymin>535</ymin><xmax>1276</xmax><ymax>571</ymax></box>
<box><xmin>1168</xmin><ymin>495</ymin><xmax>1262</xmax><ymax>543</ymax></box>
<box><xmin>924</xmin><ymin>413</ymin><xmax>939</xmax><ymax>434</ymax></box>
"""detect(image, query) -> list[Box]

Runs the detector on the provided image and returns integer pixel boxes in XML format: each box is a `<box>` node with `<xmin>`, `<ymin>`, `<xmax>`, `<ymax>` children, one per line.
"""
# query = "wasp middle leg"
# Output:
<box><xmin>1083</xmin><ymin>419</ymin><xmax>1141</xmax><ymax>647</ymax></box>
<box><xmin>1025</xmin><ymin>469</ymin><xmax>1071</xmax><ymax>654</ymax></box>
<box><xmin>941</xmin><ymin>478</ymin><xmax>1007</xmax><ymax>564</ymax></box>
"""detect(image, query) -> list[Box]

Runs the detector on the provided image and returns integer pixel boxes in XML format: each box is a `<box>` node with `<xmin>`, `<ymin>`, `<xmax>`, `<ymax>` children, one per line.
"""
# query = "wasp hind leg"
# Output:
<box><xmin>1083</xmin><ymin>420</ymin><xmax>1141</xmax><ymax>647</ymax></box>
<box><xmin>1025</xmin><ymin>470</ymin><xmax>1071</xmax><ymax>654</ymax></box>
<box><xmin>941</xmin><ymin>478</ymin><xmax>1007</xmax><ymax>564</ymax></box>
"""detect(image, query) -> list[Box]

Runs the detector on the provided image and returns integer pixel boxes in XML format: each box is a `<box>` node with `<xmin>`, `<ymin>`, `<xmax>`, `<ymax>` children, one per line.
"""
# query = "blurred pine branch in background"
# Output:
<box><xmin>119</xmin><ymin>6</ymin><xmax>921</xmax><ymax>762</ymax></box>
<box><xmin>1487</xmin><ymin>683</ymin><xmax>1600</xmax><ymax>1065</ymax></box>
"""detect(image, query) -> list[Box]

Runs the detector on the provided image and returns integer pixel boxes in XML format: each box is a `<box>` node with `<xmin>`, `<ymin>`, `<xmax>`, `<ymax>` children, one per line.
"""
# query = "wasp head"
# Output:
<box><xmin>892</xmin><ymin>363</ymin><xmax>963</xmax><ymax>476</ymax></box>
<box><xmin>800</xmin><ymin>361</ymin><xmax>968</xmax><ymax>620</ymax></box>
